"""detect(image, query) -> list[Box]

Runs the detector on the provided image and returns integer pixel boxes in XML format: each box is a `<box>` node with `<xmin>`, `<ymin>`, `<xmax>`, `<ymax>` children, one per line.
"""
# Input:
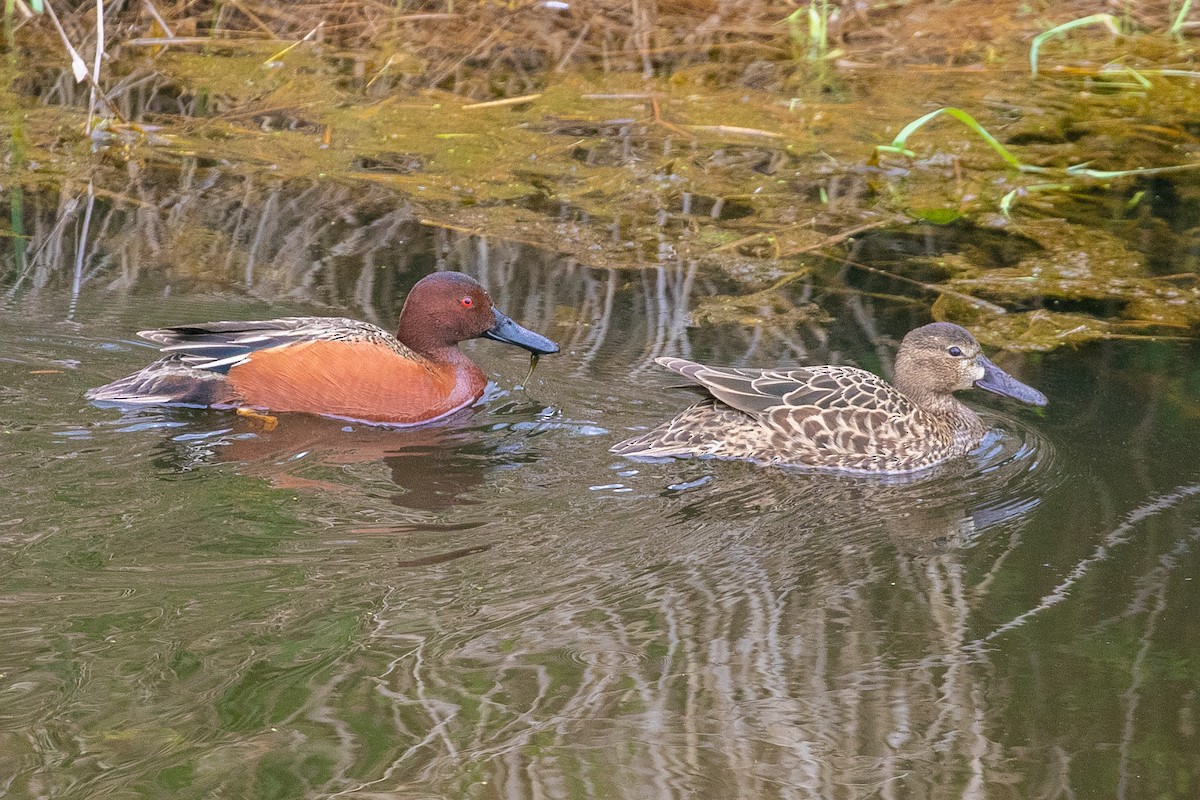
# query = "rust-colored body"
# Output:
<box><xmin>87</xmin><ymin>272</ymin><xmax>559</xmax><ymax>426</ymax></box>
<box><xmin>226</xmin><ymin>340</ymin><xmax>486</xmax><ymax>424</ymax></box>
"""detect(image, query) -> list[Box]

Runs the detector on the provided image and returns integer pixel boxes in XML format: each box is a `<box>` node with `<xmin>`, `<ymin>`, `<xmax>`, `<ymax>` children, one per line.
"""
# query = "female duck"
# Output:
<box><xmin>88</xmin><ymin>271</ymin><xmax>559</xmax><ymax>425</ymax></box>
<box><xmin>611</xmin><ymin>322</ymin><xmax>1046</xmax><ymax>473</ymax></box>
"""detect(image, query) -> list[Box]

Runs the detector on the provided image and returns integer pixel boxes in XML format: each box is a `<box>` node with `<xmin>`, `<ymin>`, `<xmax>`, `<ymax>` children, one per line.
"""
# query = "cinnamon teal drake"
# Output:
<box><xmin>87</xmin><ymin>271</ymin><xmax>559</xmax><ymax>426</ymax></box>
<box><xmin>611</xmin><ymin>322</ymin><xmax>1046</xmax><ymax>473</ymax></box>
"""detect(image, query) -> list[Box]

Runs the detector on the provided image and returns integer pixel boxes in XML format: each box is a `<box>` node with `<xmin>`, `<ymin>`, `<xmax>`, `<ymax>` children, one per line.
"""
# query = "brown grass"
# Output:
<box><xmin>18</xmin><ymin>0</ymin><xmax>1132</xmax><ymax>100</ymax></box>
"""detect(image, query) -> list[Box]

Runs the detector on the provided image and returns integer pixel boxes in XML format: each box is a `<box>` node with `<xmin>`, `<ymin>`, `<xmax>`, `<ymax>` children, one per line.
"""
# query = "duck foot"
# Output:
<box><xmin>236</xmin><ymin>407</ymin><xmax>279</xmax><ymax>431</ymax></box>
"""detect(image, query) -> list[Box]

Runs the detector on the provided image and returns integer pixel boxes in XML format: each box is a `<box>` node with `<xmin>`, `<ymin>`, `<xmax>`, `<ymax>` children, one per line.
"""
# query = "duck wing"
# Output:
<box><xmin>139</xmin><ymin>317</ymin><xmax>416</xmax><ymax>373</ymax></box>
<box><xmin>655</xmin><ymin>357</ymin><xmax>911</xmax><ymax>418</ymax></box>
<box><xmin>652</xmin><ymin>357</ymin><xmax>943</xmax><ymax>469</ymax></box>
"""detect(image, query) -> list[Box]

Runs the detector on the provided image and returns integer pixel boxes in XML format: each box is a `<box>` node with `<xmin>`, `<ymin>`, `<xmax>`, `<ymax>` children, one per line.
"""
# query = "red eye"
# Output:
<box><xmin>460</xmin><ymin>296</ymin><xmax>474</xmax><ymax>308</ymax></box>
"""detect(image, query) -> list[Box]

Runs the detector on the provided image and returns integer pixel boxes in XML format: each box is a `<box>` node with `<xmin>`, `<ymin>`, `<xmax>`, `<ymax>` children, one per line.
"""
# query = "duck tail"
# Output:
<box><xmin>610</xmin><ymin>431</ymin><xmax>700</xmax><ymax>459</ymax></box>
<box><xmin>86</xmin><ymin>358</ymin><xmax>239</xmax><ymax>407</ymax></box>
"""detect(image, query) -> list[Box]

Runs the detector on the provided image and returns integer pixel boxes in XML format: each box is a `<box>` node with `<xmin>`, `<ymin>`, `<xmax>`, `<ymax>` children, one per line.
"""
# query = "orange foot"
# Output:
<box><xmin>236</xmin><ymin>407</ymin><xmax>279</xmax><ymax>431</ymax></box>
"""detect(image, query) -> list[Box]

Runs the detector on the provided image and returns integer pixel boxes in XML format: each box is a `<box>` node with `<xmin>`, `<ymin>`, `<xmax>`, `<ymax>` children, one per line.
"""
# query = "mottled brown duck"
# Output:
<box><xmin>611</xmin><ymin>322</ymin><xmax>1047</xmax><ymax>473</ymax></box>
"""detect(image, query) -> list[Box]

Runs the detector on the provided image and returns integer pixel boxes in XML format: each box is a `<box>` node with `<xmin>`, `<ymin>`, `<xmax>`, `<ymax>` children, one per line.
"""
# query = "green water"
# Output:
<box><xmin>2</xmin><ymin>223</ymin><xmax>1199</xmax><ymax>797</ymax></box>
<box><xmin>2</xmin><ymin>13</ymin><xmax>1200</xmax><ymax>796</ymax></box>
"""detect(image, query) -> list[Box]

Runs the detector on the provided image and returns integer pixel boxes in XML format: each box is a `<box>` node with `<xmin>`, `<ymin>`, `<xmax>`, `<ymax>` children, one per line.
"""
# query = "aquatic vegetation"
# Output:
<box><xmin>785</xmin><ymin>0</ymin><xmax>841</xmax><ymax>75</ymax></box>
<box><xmin>879</xmin><ymin>105</ymin><xmax>1200</xmax><ymax>186</ymax></box>
<box><xmin>1170</xmin><ymin>0</ymin><xmax>1195</xmax><ymax>36</ymax></box>
<box><xmin>5</xmin><ymin>8</ymin><xmax>1200</xmax><ymax>800</ymax></box>
<box><xmin>877</xmin><ymin>106</ymin><xmax>1036</xmax><ymax>173</ymax></box>
<box><xmin>0</xmin><ymin>1</ymin><xmax>1197</xmax><ymax>354</ymax></box>
<box><xmin>1030</xmin><ymin>8</ymin><xmax>1200</xmax><ymax>78</ymax></box>
<box><xmin>1029</xmin><ymin>13</ymin><xmax>1124</xmax><ymax>79</ymax></box>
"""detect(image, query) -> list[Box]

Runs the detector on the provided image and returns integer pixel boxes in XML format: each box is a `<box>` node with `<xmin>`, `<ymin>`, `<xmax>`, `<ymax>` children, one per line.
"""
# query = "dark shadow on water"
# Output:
<box><xmin>213</xmin><ymin>413</ymin><xmax>495</xmax><ymax>512</ymax></box>
<box><xmin>609</xmin><ymin>411</ymin><xmax>1058</xmax><ymax>558</ymax></box>
<box><xmin>92</xmin><ymin>400</ymin><xmax>554</xmax><ymax>514</ymax></box>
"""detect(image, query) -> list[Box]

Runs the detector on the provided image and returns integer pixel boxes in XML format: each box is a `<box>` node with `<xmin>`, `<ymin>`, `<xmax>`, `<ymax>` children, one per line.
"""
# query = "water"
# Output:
<box><xmin>3</xmin><ymin>13</ymin><xmax>1200</xmax><ymax>792</ymax></box>
<box><xmin>2</xmin><ymin>222</ymin><xmax>1199</xmax><ymax>798</ymax></box>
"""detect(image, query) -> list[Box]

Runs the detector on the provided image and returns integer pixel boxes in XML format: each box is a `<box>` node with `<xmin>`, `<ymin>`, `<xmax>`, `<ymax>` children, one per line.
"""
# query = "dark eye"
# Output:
<box><xmin>948</xmin><ymin>346</ymin><xmax>963</xmax><ymax>357</ymax></box>
<box><xmin>460</xmin><ymin>296</ymin><xmax>474</xmax><ymax>308</ymax></box>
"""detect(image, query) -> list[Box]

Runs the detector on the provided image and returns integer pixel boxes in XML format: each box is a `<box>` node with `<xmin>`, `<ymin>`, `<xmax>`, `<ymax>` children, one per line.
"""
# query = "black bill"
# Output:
<box><xmin>975</xmin><ymin>355</ymin><xmax>1047</xmax><ymax>406</ymax></box>
<box><xmin>482</xmin><ymin>309</ymin><xmax>560</xmax><ymax>355</ymax></box>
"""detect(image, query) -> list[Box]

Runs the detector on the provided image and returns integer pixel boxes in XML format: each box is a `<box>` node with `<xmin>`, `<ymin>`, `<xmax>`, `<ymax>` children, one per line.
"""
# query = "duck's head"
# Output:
<box><xmin>398</xmin><ymin>271</ymin><xmax>559</xmax><ymax>356</ymax></box>
<box><xmin>894</xmin><ymin>322</ymin><xmax>1047</xmax><ymax>406</ymax></box>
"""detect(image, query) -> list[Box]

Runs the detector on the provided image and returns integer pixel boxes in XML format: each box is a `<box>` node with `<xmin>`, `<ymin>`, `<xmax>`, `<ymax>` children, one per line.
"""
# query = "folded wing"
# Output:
<box><xmin>139</xmin><ymin>317</ymin><xmax>408</xmax><ymax>373</ymax></box>
<box><xmin>655</xmin><ymin>357</ymin><xmax>909</xmax><ymax>418</ymax></box>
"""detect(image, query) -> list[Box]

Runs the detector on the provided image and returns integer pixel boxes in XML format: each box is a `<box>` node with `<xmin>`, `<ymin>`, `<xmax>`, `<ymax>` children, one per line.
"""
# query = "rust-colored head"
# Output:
<box><xmin>395</xmin><ymin>272</ymin><xmax>559</xmax><ymax>358</ymax></box>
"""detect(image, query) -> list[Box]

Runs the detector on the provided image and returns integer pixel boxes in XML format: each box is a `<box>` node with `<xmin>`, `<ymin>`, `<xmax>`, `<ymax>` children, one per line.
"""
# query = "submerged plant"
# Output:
<box><xmin>877</xmin><ymin>106</ymin><xmax>1200</xmax><ymax>216</ymax></box>
<box><xmin>1029</xmin><ymin>9</ymin><xmax>1199</xmax><ymax>78</ymax></box>
<box><xmin>785</xmin><ymin>0</ymin><xmax>841</xmax><ymax>86</ymax></box>
<box><xmin>876</xmin><ymin>107</ymin><xmax>1042</xmax><ymax>173</ymax></box>
<box><xmin>1169</xmin><ymin>0</ymin><xmax>1194</xmax><ymax>36</ymax></box>
<box><xmin>1029</xmin><ymin>13</ymin><xmax>1123</xmax><ymax>78</ymax></box>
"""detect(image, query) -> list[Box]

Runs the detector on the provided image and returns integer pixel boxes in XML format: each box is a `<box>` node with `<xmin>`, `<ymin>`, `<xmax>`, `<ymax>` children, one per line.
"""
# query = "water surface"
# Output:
<box><xmin>2</xmin><ymin>228</ymin><xmax>1199</xmax><ymax>798</ymax></box>
<box><xmin>3</xmin><ymin>7</ymin><xmax>1200</xmax><ymax>794</ymax></box>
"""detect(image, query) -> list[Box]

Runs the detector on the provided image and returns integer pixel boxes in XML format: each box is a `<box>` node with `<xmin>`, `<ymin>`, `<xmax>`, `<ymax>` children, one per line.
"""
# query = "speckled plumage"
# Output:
<box><xmin>612</xmin><ymin>323</ymin><xmax>1047</xmax><ymax>474</ymax></box>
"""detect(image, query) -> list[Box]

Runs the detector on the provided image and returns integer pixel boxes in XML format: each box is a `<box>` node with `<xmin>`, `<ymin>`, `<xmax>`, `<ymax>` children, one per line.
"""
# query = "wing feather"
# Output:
<box><xmin>137</xmin><ymin>317</ymin><xmax>410</xmax><ymax>374</ymax></box>
<box><xmin>654</xmin><ymin>357</ymin><xmax>914</xmax><ymax>418</ymax></box>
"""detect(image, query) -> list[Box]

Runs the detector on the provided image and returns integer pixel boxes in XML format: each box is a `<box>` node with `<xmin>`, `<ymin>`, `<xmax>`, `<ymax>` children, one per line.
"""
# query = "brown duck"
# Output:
<box><xmin>86</xmin><ymin>272</ymin><xmax>559</xmax><ymax>426</ymax></box>
<box><xmin>611</xmin><ymin>322</ymin><xmax>1047</xmax><ymax>473</ymax></box>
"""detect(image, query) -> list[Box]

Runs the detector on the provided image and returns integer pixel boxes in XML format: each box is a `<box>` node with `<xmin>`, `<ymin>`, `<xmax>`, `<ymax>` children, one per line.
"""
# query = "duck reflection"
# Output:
<box><xmin>644</xmin><ymin>418</ymin><xmax>1056</xmax><ymax>554</ymax></box>
<box><xmin>199</xmin><ymin>411</ymin><xmax>526</xmax><ymax>512</ymax></box>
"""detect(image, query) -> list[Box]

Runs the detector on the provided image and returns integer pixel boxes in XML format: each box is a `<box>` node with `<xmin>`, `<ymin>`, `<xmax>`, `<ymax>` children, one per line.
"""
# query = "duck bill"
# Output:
<box><xmin>482</xmin><ymin>309</ymin><xmax>559</xmax><ymax>355</ymax></box>
<box><xmin>975</xmin><ymin>355</ymin><xmax>1047</xmax><ymax>406</ymax></box>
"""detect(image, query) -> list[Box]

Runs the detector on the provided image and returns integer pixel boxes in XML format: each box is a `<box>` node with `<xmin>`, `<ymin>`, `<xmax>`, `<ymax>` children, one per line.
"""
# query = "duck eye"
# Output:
<box><xmin>460</xmin><ymin>296</ymin><xmax>474</xmax><ymax>308</ymax></box>
<box><xmin>948</xmin><ymin>346</ymin><xmax>963</xmax><ymax>357</ymax></box>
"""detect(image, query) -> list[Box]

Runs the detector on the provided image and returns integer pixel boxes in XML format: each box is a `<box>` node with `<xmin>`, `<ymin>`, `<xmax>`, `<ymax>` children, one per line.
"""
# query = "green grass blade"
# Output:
<box><xmin>878</xmin><ymin>107</ymin><xmax>1037</xmax><ymax>172</ymax></box>
<box><xmin>8</xmin><ymin>185</ymin><xmax>25</xmax><ymax>281</ymax></box>
<box><xmin>1169</xmin><ymin>0</ymin><xmax>1192</xmax><ymax>36</ymax></box>
<box><xmin>808</xmin><ymin>1</ymin><xmax>828</xmax><ymax>62</ymax></box>
<box><xmin>784</xmin><ymin>7</ymin><xmax>805</xmax><ymax>60</ymax></box>
<box><xmin>1065</xmin><ymin>161</ymin><xmax>1200</xmax><ymax>179</ymax></box>
<box><xmin>999</xmin><ymin>183</ymin><xmax>1076</xmax><ymax>218</ymax></box>
<box><xmin>1109</xmin><ymin>64</ymin><xmax>1152</xmax><ymax>88</ymax></box>
<box><xmin>1030</xmin><ymin>13</ymin><xmax>1122</xmax><ymax>78</ymax></box>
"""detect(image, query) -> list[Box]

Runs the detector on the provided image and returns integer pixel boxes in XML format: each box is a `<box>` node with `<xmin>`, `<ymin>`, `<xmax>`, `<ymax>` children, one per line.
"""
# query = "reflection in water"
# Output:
<box><xmin>1</xmin><ymin>179</ymin><xmax>1199</xmax><ymax>799</ymax></box>
<box><xmin>103</xmin><ymin>399</ymin><xmax>560</xmax><ymax>517</ymax></box>
<box><xmin>206</xmin><ymin>414</ymin><xmax>494</xmax><ymax>512</ymax></box>
<box><xmin>330</xmin><ymin>427</ymin><xmax>1057</xmax><ymax>799</ymax></box>
<box><xmin>5</xmin><ymin>174</ymin><xmax>854</xmax><ymax>381</ymax></box>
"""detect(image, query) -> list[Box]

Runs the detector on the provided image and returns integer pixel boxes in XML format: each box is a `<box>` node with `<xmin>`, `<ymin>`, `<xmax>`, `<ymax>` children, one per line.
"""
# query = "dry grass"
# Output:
<box><xmin>14</xmin><ymin>0</ymin><xmax>1108</xmax><ymax>99</ymax></box>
